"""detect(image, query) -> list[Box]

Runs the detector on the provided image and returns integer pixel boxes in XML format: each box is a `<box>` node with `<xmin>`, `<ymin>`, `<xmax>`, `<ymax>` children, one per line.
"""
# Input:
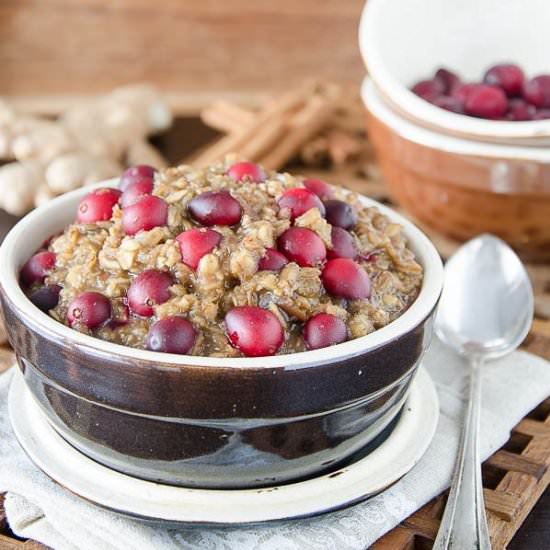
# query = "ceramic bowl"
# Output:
<box><xmin>362</xmin><ymin>78</ymin><xmax>550</xmax><ymax>262</ymax></box>
<box><xmin>0</xmin><ymin>181</ymin><xmax>443</xmax><ymax>488</ymax></box>
<box><xmin>359</xmin><ymin>0</ymin><xmax>550</xmax><ymax>145</ymax></box>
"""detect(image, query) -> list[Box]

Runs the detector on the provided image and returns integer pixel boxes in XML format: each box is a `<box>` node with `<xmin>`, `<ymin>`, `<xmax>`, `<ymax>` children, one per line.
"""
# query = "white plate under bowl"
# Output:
<box><xmin>9</xmin><ymin>367</ymin><xmax>439</xmax><ymax>526</ymax></box>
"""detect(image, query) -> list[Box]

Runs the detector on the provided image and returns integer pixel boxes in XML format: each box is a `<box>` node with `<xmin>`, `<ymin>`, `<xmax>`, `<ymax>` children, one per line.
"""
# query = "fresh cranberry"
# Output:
<box><xmin>29</xmin><ymin>284</ymin><xmax>61</xmax><ymax>312</ymax></box>
<box><xmin>176</xmin><ymin>228</ymin><xmax>222</xmax><ymax>270</ymax></box>
<box><xmin>76</xmin><ymin>188</ymin><xmax>121</xmax><ymax>224</ymax></box>
<box><xmin>483</xmin><ymin>64</ymin><xmax>524</xmax><ymax>97</ymax></box>
<box><xmin>224</xmin><ymin>306</ymin><xmax>284</xmax><ymax>357</ymax></box>
<box><xmin>120</xmin><ymin>178</ymin><xmax>154</xmax><ymax>208</ymax></box>
<box><xmin>188</xmin><ymin>191</ymin><xmax>242</xmax><ymax>226</ymax></box>
<box><xmin>303</xmin><ymin>313</ymin><xmax>347</xmax><ymax>350</ymax></box>
<box><xmin>122</xmin><ymin>195</ymin><xmax>168</xmax><ymax>235</ymax></box>
<box><xmin>277</xmin><ymin>188</ymin><xmax>326</xmax><ymax>220</ymax></box>
<box><xmin>20</xmin><ymin>251</ymin><xmax>56</xmax><ymax>286</ymax></box>
<box><xmin>435</xmin><ymin>68</ymin><xmax>461</xmax><ymax>94</ymax></box>
<box><xmin>303</xmin><ymin>178</ymin><xmax>334</xmax><ymax>200</ymax></box>
<box><xmin>127</xmin><ymin>269</ymin><xmax>172</xmax><ymax>317</ymax></box>
<box><xmin>146</xmin><ymin>316</ymin><xmax>196</xmax><ymax>354</ymax></box>
<box><xmin>277</xmin><ymin>227</ymin><xmax>326</xmax><ymax>267</ymax></box>
<box><xmin>67</xmin><ymin>291</ymin><xmax>111</xmax><ymax>329</ymax></box>
<box><xmin>119</xmin><ymin>165</ymin><xmax>157</xmax><ymax>192</ymax></box>
<box><xmin>322</xmin><ymin>258</ymin><xmax>371</xmax><ymax>300</ymax></box>
<box><xmin>324</xmin><ymin>199</ymin><xmax>357</xmax><ymax>229</ymax></box>
<box><xmin>430</xmin><ymin>96</ymin><xmax>465</xmax><ymax>114</ymax></box>
<box><xmin>258</xmin><ymin>248</ymin><xmax>289</xmax><ymax>271</ymax></box>
<box><xmin>533</xmin><ymin>109</ymin><xmax>550</xmax><ymax>120</ymax></box>
<box><xmin>507</xmin><ymin>99</ymin><xmax>536</xmax><ymax>121</ymax></box>
<box><xmin>523</xmin><ymin>76</ymin><xmax>550</xmax><ymax>108</ymax></box>
<box><xmin>411</xmin><ymin>79</ymin><xmax>445</xmax><ymax>101</ymax></box>
<box><xmin>464</xmin><ymin>85</ymin><xmax>508</xmax><ymax>119</ymax></box>
<box><xmin>327</xmin><ymin>227</ymin><xmax>358</xmax><ymax>260</ymax></box>
<box><xmin>451</xmin><ymin>83</ymin><xmax>477</xmax><ymax>104</ymax></box>
<box><xmin>227</xmin><ymin>162</ymin><xmax>266</xmax><ymax>183</ymax></box>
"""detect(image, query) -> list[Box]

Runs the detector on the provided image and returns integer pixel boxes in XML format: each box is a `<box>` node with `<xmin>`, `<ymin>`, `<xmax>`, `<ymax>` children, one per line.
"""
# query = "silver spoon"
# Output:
<box><xmin>433</xmin><ymin>234</ymin><xmax>534</xmax><ymax>550</ymax></box>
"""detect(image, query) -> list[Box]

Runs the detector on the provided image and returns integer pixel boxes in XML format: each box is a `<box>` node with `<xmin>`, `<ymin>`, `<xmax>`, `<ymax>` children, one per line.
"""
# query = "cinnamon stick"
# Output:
<box><xmin>260</xmin><ymin>95</ymin><xmax>334</xmax><ymax>170</ymax></box>
<box><xmin>190</xmin><ymin>85</ymin><xmax>312</xmax><ymax>167</ymax></box>
<box><xmin>200</xmin><ymin>101</ymin><xmax>254</xmax><ymax>134</ymax></box>
<box><xmin>326</xmin><ymin>128</ymin><xmax>363</xmax><ymax>165</ymax></box>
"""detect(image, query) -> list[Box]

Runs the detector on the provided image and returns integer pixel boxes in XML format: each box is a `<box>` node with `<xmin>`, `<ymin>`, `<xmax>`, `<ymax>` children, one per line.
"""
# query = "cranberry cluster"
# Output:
<box><xmin>21</xmin><ymin>162</ymin><xmax>373</xmax><ymax>357</ymax></box>
<box><xmin>411</xmin><ymin>64</ymin><xmax>550</xmax><ymax>120</ymax></box>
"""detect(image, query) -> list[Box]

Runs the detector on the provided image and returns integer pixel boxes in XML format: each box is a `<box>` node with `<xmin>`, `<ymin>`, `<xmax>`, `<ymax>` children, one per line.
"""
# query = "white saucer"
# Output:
<box><xmin>9</xmin><ymin>367</ymin><xmax>439</xmax><ymax>525</ymax></box>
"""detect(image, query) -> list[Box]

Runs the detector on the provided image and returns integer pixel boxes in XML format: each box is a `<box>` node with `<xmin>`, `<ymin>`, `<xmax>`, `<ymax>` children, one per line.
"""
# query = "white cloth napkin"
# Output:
<box><xmin>1</xmin><ymin>338</ymin><xmax>550</xmax><ymax>550</ymax></box>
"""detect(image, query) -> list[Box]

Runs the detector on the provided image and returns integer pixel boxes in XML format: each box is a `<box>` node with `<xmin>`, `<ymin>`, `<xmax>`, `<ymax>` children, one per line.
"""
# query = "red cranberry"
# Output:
<box><xmin>277</xmin><ymin>188</ymin><xmax>326</xmax><ymax>220</ymax></box>
<box><xmin>146</xmin><ymin>316</ymin><xmax>196</xmax><ymax>354</ymax></box>
<box><xmin>122</xmin><ymin>195</ymin><xmax>168</xmax><ymax>235</ymax></box>
<box><xmin>435</xmin><ymin>68</ymin><xmax>461</xmax><ymax>94</ymax></box>
<box><xmin>176</xmin><ymin>228</ymin><xmax>222</xmax><ymax>270</ymax></box>
<box><xmin>67</xmin><ymin>291</ymin><xmax>111</xmax><ymax>329</ymax></box>
<box><xmin>188</xmin><ymin>191</ymin><xmax>242</xmax><ymax>226</ymax></box>
<box><xmin>127</xmin><ymin>269</ymin><xmax>172</xmax><ymax>317</ymax></box>
<box><xmin>277</xmin><ymin>227</ymin><xmax>326</xmax><ymax>267</ymax></box>
<box><xmin>119</xmin><ymin>165</ymin><xmax>157</xmax><ymax>192</ymax></box>
<box><xmin>483</xmin><ymin>64</ymin><xmax>525</xmax><ymax>97</ymax></box>
<box><xmin>322</xmin><ymin>258</ymin><xmax>371</xmax><ymax>300</ymax></box>
<box><xmin>451</xmin><ymin>83</ymin><xmax>477</xmax><ymax>104</ymax></box>
<box><xmin>258</xmin><ymin>248</ymin><xmax>289</xmax><ymax>271</ymax></box>
<box><xmin>524</xmin><ymin>75</ymin><xmax>550</xmax><ymax>108</ymax></box>
<box><xmin>507</xmin><ymin>99</ymin><xmax>536</xmax><ymax>121</ymax></box>
<box><xmin>430</xmin><ymin>96</ymin><xmax>464</xmax><ymax>114</ymax></box>
<box><xmin>533</xmin><ymin>109</ymin><xmax>550</xmax><ymax>120</ymax></box>
<box><xmin>464</xmin><ymin>85</ymin><xmax>507</xmax><ymax>119</ymax></box>
<box><xmin>303</xmin><ymin>178</ymin><xmax>334</xmax><ymax>200</ymax></box>
<box><xmin>411</xmin><ymin>78</ymin><xmax>445</xmax><ymax>101</ymax></box>
<box><xmin>76</xmin><ymin>188</ymin><xmax>121</xmax><ymax>224</ymax></box>
<box><xmin>327</xmin><ymin>227</ymin><xmax>358</xmax><ymax>259</ymax></box>
<box><xmin>29</xmin><ymin>284</ymin><xmax>61</xmax><ymax>312</ymax></box>
<box><xmin>227</xmin><ymin>162</ymin><xmax>266</xmax><ymax>183</ymax></box>
<box><xmin>224</xmin><ymin>306</ymin><xmax>284</xmax><ymax>357</ymax></box>
<box><xmin>324</xmin><ymin>199</ymin><xmax>357</xmax><ymax>229</ymax></box>
<box><xmin>303</xmin><ymin>313</ymin><xmax>347</xmax><ymax>350</ymax></box>
<box><xmin>20</xmin><ymin>251</ymin><xmax>56</xmax><ymax>286</ymax></box>
<box><xmin>120</xmin><ymin>178</ymin><xmax>153</xmax><ymax>208</ymax></box>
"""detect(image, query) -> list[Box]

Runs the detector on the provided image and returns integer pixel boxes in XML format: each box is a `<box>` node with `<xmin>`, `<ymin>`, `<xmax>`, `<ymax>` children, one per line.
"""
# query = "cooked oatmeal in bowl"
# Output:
<box><xmin>0</xmin><ymin>160</ymin><xmax>441</xmax><ymax>487</ymax></box>
<box><xmin>19</xmin><ymin>160</ymin><xmax>423</xmax><ymax>358</ymax></box>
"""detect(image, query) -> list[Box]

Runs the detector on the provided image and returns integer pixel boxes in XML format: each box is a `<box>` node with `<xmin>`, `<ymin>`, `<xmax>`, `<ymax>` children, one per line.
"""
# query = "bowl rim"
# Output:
<box><xmin>0</xmin><ymin>179</ymin><xmax>443</xmax><ymax>370</ymax></box>
<box><xmin>358</xmin><ymin>0</ymin><xmax>550</xmax><ymax>141</ymax></box>
<box><xmin>361</xmin><ymin>77</ymin><xmax>550</xmax><ymax>162</ymax></box>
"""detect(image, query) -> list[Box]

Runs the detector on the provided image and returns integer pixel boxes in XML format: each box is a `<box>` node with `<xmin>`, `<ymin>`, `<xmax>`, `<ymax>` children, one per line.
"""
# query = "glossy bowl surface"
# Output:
<box><xmin>362</xmin><ymin>78</ymin><xmax>550</xmax><ymax>261</ymax></box>
<box><xmin>359</xmin><ymin>0</ymin><xmax>550</xmax><ymax>145</ymax></box>
<box><xmin>0</xmin><ymin>181</ymin><xmax>443</xmax><ymax>488</ymax></box>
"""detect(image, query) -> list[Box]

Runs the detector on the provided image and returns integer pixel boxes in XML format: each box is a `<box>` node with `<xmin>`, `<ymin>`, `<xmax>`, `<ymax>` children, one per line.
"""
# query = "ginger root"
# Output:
<box><xmin>0</xmin><ymin>84</ymin><xmax>171</xmax><ymax>216</ymax></box>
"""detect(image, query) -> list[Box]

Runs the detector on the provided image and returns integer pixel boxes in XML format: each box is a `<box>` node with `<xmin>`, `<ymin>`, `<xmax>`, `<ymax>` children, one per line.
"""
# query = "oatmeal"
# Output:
<box><xmin>20</xmin><ymin>160</ymin><xmax>423</xmax><ymax>357</ymax></box>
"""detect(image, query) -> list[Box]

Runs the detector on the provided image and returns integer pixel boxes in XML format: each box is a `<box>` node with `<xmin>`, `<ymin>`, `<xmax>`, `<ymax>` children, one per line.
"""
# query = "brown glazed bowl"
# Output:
<box><xmin>362</xmin><ymin>78</ymin><xmax>550</xmax><ymax>262</ymax></box>
<box><xmin>0</xmin><ymin>181</ymin><xmax>443</xmax><ymax>489</ymax></box>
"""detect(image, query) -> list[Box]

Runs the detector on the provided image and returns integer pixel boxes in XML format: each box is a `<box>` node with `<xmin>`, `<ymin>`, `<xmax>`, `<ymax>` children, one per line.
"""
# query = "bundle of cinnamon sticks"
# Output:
<box><xmin>189</xmin><ymin>82</ymin><xmax>369</xmax><ymax>171</ymax></box>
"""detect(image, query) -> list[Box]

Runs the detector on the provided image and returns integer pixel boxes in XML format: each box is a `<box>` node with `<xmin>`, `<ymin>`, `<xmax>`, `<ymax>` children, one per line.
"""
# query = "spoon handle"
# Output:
<box><xmin>433</xmin><ymin>357</ymin><xmax>491</xmax><ymax>550</ymax></box>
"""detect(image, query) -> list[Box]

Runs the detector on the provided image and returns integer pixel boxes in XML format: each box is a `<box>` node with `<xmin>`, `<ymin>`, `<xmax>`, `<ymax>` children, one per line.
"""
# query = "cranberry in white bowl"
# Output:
<box><xmin>360</xmin><ymin>0</ymin><xmax>550</xmax><ymax>145</ymax></box>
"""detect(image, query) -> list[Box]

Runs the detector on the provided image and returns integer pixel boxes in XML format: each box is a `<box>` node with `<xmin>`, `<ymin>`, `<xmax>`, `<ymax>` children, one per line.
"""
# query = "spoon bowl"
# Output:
<box><xmin>436</xmin><ymin>234</ymin><xmax>534</xmax><ymax>359</ymax></box>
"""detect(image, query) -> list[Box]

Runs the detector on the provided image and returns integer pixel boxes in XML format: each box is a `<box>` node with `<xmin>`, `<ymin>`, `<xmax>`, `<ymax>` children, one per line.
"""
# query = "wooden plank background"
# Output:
<box><xmin>0</xmin><ymin>0</ymin><xmax>365</xmax><ymax>107</ymax></box>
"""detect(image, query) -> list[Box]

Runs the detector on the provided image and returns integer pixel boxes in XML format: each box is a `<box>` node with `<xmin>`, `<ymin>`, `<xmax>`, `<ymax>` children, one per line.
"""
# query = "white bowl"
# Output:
<box><xmin>359</xmin><ymin>0</ymin><xmax>550</xmax><ymax>145</ymax></box>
